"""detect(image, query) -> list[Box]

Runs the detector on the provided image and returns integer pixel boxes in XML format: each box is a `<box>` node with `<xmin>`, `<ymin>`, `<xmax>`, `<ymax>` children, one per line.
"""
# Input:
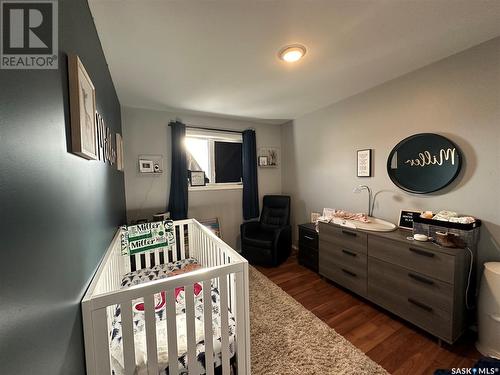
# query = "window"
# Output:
<box><xmin>185</xmin><ymin>128</ymin><xmax>243</xmax><ymax>188</ymax></box>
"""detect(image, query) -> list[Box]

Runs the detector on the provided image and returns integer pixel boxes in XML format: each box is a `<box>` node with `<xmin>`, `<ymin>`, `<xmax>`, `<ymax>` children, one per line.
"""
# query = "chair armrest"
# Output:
<box><xmin>241</xmin><ymin>221</ymin><xmax>261</xmax><ymax>238</ymax></box>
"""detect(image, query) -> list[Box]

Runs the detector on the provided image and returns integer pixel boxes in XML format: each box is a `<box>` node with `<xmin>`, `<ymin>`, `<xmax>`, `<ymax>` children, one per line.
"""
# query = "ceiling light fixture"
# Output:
<box><xmin>278</xmin><ymin>44</ymin><xmax>306</xmax><ymax>63</ymax></box>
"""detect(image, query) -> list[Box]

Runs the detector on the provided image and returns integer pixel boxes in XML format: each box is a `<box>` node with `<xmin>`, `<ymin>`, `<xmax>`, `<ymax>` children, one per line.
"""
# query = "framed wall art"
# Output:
<box><xmin>258</xmin><ymin>156</ymin><xmax>269</xmax><ymax>167</ymax></box>
<box><xmin>68</xmin><ymin>55</ymin><xmax>97</xmax><ymax>160</ymax></box>
<box><xmin>190</xmin><ymin>171</ymin><xmax>206</xmax><ymax>187</ymax></box>
<box><xmin>258</xmin><ymin>147</ymin><xmax>279</xmax><ymax>167</ymax></box>
<box><xmin>357</xmin><ymin>149</ymin><xmax>372</xmax><ymax>177</ymax></box>
<box><xmin>116</xmin><ymin>133</ymin><xmax>124</xmax><ymax>171</ymax></box>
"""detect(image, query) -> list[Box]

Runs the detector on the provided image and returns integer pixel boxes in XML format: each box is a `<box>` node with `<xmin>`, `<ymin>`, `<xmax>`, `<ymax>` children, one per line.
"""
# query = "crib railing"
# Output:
<box><xmin>82</xmin><ymin>219</ymin><xmax>250</xmax><ymax>375</ymax></box>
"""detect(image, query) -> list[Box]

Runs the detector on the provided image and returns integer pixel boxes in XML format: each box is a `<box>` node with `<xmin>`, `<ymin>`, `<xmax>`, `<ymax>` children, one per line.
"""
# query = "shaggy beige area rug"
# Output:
<box><xmin>249</xmin><ymin>267</ymin><xmax>388</xmax><ymax>375</ymax></box>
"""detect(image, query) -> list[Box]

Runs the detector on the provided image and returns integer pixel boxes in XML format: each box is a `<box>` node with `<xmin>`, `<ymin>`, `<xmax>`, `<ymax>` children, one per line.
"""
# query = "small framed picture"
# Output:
<box><xmin>139</xmin><ymin>159</ymin><xmax>153</xmax><ymax>173</ymax></box>
<box><xmin>68</xmin><ymin>55</ymin><xmax>97</xmax><ymax>160</ymax></box>
<box><xmin>357</xmin><ymin>149</ymin><xmax>372</xmax><ymax>177</ymax></box>
<box><xmin>258</xmin><ymin>156</ymin><xmax>269</xmax><ymax>167</ymax></box>
<box><xmin>190</xmin><ymin>171</ymin><xmax>206</xmax><ymax>187</ymax></box>
<box><xmin>398</xmin><ymin>209</ymin><xmax>421</xmax><ymax>230</ymax></box>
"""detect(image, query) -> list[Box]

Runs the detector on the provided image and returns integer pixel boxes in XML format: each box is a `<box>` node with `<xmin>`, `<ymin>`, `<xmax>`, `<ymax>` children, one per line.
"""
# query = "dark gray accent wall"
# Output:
<box><xmin>0</xmin><ymin>0</ymin><xmax>126</xmax><ymax>374</ymax></box>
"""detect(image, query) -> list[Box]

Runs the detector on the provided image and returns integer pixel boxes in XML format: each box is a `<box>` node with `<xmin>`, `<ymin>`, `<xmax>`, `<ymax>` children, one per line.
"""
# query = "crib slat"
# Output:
<box><xmin>162</xmin><ymin>247</ymin><xmax>169</xmax><ymax>265</ymax></box>
<box><xmin>121</xmin><ymin>300</ymin><xmax>136</xmax><ymax>375</ymax></box>
<box><xmin>171</xmin><ymin>239</ymin><xmax>178</xmax><ymax>262</ymax></box>
<box><xmin>198</xmin><ymin>228</ymin><xmax>202</xmax><ymax>263</ymax></box>
<box><xmin>203</xmin><ymin>279</ymin><xmax>214</xmax><ymax>375</ymax></box>
<box><xmin>207</xmin><ymin>237</ymin><xmax>211</xmax><ymax>267</ymax></box>
<box><xmin>179</xmin><ymin>225</ymin><xmax>186</xmax><ymax>259</ymax></box>
<box><xmin>144</xmin><ymin>294</ymin><xmax>158</xmax><ymax>374</ymax></box>
<box><xmin>124</xmin><ymin>253</ymin><xmax>131</xmax><ymax>273</ymax></box>
<box><xmin>92</xmin><ymin>308</ymin><xmax>111</xmax><ymax>375</ymax></box>
<box><xmin>134</xmin><ymin>253</ymin><xmax>141</xmax><ymax>271</ymax></box>
<box><xmin>187</xmin><ymin>223</ymin><xmax>193</xmax><ymax>259</ymax></box>
<box><xmin>154</xmin><ymin>249</ymin><xmax>160</xmax><ymax>266</ymax></box>
<box><xmin>166</xmin><ymin>289</ymin><xmax>178</xmax><ymax>375</ymax></box>
<box><xmin>219</xmin><ymin>275</ymin><xmax>230</xmax><ymax>374</ymax></box>
<box><xmin>185</xmin><ymin>284</ymin><xmax>198</xmax><ymax>374</ymax></box>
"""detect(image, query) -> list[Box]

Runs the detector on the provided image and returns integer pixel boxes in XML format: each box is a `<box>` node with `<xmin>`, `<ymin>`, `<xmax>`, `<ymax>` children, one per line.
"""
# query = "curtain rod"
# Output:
<box><xmin>186</xmin><ymin>125</ymin><xmax>243</xmax><ymax>134</ymax></box>
<box><xmin>169</xmin><ymin>121</ymin><xmax>254</xmax><ymax>134</ymax></box>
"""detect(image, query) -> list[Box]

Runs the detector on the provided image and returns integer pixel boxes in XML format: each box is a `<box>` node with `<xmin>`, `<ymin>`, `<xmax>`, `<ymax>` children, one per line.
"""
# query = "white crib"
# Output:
<box><xmin>82</xmin><ymin>219</ymin><xmax>250</xmax><ymax>375</ymax></box>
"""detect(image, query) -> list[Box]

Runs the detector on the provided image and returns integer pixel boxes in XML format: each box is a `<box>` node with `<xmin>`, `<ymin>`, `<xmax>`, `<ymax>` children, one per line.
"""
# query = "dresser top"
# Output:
<box><xmin>318</xmin><ymin>221</ymin><xmax>466</xmax><ymax>256</ymax></box>
<box><xmin>298</xmin><ymin>222</ymin><xmax>317</xmax><ymax>231</ymax></box>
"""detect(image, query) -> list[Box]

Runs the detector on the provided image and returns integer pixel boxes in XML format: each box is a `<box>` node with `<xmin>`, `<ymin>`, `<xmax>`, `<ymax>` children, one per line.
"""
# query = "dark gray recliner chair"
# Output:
<box><xmin>240</xmin><ymin>195</ymin><xmax>291</xmax><ymax>267</ymax></box>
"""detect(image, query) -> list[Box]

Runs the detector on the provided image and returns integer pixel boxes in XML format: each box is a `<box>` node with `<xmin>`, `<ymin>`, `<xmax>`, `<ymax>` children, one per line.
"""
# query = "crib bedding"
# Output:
<box><xmin>110</xmin><ymin>258</ymin><xmax>236</xmax><ymax>375</ymax></box>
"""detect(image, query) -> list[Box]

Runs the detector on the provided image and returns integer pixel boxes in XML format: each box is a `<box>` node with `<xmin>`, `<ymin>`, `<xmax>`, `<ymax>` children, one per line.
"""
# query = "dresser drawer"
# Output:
<box><xmin>319</xmin><ymin>258</ymin><xmax>367</xmax><ymax>297</ymax></box>
<box><xmin>299</xmin><ymin>227</ymin><xmax>318</xmax><ymax>249</ymax></box>
<box><xmin>368</xmin><ymin>236</ymin><xmax>455</xmax><ymax>283</ymax></box>
<box><xmin>320</xmin><ymin>241</ymin><xmax>366</xmax><ymax>275</ymax></box>
<box><xmin>406</xmin><ymin>295</ymin><xmax>452</xmax><ymax>341</ymax></box>
<box><xmin>368</xmin><ymin>257</ymin><xmax>453</xmax><ymax>340</ymax></box>
<box><xmin>319</xmin><ymin>222</ymin><xmax>367</xmax><ymax>254</ymax></box>
<box><xmin>368</xmin><ymin>257</ymin><xmax>453</xmax><ymax>313</ymax></box>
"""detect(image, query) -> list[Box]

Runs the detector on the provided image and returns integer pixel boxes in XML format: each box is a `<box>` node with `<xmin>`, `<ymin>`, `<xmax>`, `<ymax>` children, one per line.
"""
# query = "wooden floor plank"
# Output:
<box><xmin>255</xmin><ymin>255</ymin><xmax>481</xmax><ymax>374</ymax></box>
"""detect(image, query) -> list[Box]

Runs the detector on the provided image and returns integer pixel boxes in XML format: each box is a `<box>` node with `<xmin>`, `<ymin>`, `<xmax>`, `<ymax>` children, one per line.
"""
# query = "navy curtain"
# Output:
<box><xmin>242</xmin><ymin>129</ymin><xmax>259</xmax><ymax>220</ymax></box>
<box><xmin>168</xmin><ymin>121</ymin><xmax>188</xmax><ymax>220</ymax></box>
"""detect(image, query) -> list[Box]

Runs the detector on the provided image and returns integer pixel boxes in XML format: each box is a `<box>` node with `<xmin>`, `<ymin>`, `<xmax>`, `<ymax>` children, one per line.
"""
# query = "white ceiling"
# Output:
<box><xmin>89</xmin><ymin>0</ymin><xmax>500</xmax><ymax>123</ymax></box>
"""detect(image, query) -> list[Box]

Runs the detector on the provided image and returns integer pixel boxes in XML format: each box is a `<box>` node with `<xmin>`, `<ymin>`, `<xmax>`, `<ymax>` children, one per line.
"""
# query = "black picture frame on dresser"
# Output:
<box><xmin>298</xmin><ymin>223</ymin><xmax>319</xmax><ymax>272</ymax></box>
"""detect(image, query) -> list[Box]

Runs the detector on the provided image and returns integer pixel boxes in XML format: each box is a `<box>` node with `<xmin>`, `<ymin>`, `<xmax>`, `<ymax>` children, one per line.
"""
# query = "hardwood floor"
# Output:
<box><xmin>255</xmin><ymin>255</ymin><xmax>481</xmax><ymax>375</ymax></box>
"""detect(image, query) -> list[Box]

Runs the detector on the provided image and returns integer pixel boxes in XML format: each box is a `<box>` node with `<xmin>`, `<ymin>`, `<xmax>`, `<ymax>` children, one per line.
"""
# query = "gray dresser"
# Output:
<box><xmin>319</xmin><ymin>221</ymin><xmax>470</xmax><ymax>344</ymax></box>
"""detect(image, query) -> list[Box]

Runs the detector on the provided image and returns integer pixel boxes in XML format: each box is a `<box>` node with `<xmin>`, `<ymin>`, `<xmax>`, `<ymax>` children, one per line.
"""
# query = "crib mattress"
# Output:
<box><xmin>110</xmin><ymin>258</ymin><xmax>236</xmax><ymax>375</ymax></box>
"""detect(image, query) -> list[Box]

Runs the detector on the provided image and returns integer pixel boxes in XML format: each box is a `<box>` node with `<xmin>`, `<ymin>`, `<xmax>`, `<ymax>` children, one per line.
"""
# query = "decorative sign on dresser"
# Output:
<box><xmin>387</xmin><ymin>133</ymin><xmax>462</xmax><ymax>194</ymax></box>
<box><xmin>398</xmin><ymin>209</ymin><xmax>420</xmax><ymax>230</ymax></box>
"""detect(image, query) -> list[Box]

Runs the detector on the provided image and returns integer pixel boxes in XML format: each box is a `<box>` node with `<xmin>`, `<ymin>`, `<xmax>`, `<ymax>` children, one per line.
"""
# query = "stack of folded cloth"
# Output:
<box><xmin>420</xmin><ymin>210</ymin><xmax>476</xmax><ymax>224</ymax></box>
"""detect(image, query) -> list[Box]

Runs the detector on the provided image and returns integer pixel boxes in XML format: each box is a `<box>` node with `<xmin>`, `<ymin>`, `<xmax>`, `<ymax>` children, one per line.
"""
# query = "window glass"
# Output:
<box><xmin>185</xmin><ymin>129</ymin><xmax>242</xmax><ymax>186</ymax></box>
<box><xmin>185</xmin><ymin>137</ymin><xmax>210</xmax><ymax>180</ymax></box>
<box><xmin>215</xmin><ymin>141</ymin><xmax>242</xmax><ymax>183</ymax></box>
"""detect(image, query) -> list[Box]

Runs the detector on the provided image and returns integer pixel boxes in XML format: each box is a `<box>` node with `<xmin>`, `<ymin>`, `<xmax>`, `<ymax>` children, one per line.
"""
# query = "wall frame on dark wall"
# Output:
<box><xmin>68</xmin><ymin>54</ymin><xmax>98</xmax><ymax>160</ymax></box>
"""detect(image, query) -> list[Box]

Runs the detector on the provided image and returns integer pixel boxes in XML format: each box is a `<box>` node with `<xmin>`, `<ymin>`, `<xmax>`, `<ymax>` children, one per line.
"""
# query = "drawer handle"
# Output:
<box><xmin>341</xmin><ymin>268</ymin><xmax>357</xmax><ymax>277</ymax></box>
<box><xmin>409</xmin><ymin>247</ymin><xmax>435</xmax><ymax>258</ymax></box>
<box><xmin>304</xmin><ymin>235</ymin><xmax>315</xmax><ymax>241</ymax></box>
<box><xmin>408</xmin><ymin>273</ymin><xmax>434</xmax><ymax>285</ymax></box>
<box><xmin>342</xmin><ymin>249</ymin><xmax>357</xmax><ymax>257</ymax></box>
<box><xmin>342</xmin><ymin>230</ymin><xmax>357</xmax><ymax>237</ymax></box>
<box><xmin>408</xmin><ymin>298</ymin><xmax>433</xmax><ymax>312</ymax></box>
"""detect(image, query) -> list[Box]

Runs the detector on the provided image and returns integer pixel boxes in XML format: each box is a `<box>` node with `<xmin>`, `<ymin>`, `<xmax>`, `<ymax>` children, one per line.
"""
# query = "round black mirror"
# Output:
<box><xmin>387</xmin><ymin>133</ymin><xmax>462</xmax><ymax>194</ymax></box>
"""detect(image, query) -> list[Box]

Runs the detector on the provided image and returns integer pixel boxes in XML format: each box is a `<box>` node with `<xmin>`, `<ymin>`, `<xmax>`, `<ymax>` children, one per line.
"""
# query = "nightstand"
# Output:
<box><xmin>298</xmin><ymin>223</ymin><xmax>319</xmax><ymax>272</ymax></box>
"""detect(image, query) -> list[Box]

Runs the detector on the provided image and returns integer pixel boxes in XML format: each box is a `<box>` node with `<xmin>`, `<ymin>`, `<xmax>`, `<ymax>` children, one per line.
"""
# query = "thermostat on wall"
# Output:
<box><xmin>139</xmin><ymin>155</ymin><xmax>163</xmax><ymax>174</ymax></box>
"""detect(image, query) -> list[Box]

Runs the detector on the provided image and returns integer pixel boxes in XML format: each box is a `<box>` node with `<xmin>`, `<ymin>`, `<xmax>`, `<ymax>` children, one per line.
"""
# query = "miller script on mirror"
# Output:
<box><xmin>404</xmin><ymin>148</ymin><xmax>457</xmax><ymax>167</ymax></box>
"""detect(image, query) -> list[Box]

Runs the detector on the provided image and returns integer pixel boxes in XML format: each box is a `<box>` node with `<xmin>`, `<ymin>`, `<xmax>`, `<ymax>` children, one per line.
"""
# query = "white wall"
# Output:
<box><xmin>281</xmin><ymin>37</ymin><xmax>500</xmax><ymax>267</ymax></box>
<box><xmin>122</xmin><ymin>107</ymin><xmax>282</xmax><ymax>248</ymax></box>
